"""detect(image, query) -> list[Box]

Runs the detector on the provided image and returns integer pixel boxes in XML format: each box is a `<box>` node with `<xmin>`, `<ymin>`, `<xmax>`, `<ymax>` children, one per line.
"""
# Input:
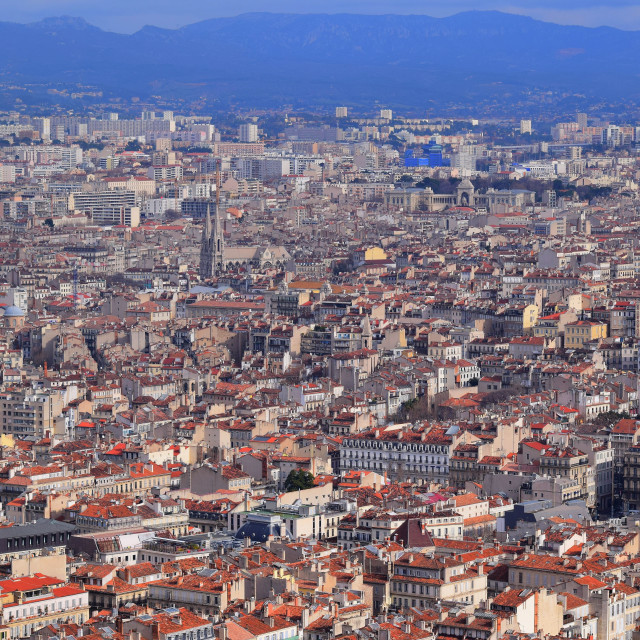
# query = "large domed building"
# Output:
<box><xmin>2</xmin><ymin>305</ymin><xmax>25</xmax><ymax>329</ymax></box>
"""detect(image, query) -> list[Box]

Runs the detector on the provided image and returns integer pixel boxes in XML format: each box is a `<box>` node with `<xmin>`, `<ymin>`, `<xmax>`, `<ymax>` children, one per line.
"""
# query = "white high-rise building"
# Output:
<box><xmin>0</xmin><ymin>165</ymin><xmax>16</xmax><ymax>184</ymax></box>
<box><xmin>60</xmin><ymin>147</ymin><xmax>83</xmax><ymax>170</ymax></box>
<box><xmin>92</xmin><ymin>206</ymin><xmax>140</xmax><ymax>228</ymax></box>
<box><xmin>603</xmin><ymin>125</ymin><xmax>622</xmax><ymax>148</ymax></box>
<box><xmin>335</xmin><ymin>107</ymin><xmax>348</xmax><ymax>118</ymax></box>
<box><xmin>451</xmin><ymin>153</ymin><xmax>477</xmax><ymax>173</ymax></box>
<box><xmin>239</xmin><ymin>123</ymin><xmax>259</xmax><ymax>143</ymax></box>
<box><xmin>380</xmin><ymin>109</ymin><xmax>393</xmax><ymax>120</ymax></box>
<box><xmin>576</xmin><ymin>112</ymin><xmax>588</xmax><ymax>130</ymax></box>
<box><xmin>34</xmin><ymin>117</ymin><xmax>51</xmax><ymax>140</ymax></box>
<box><xmin>520</xmin><ymin>119</ymin><xmax>532</xmax><ymax>134</ymax></box>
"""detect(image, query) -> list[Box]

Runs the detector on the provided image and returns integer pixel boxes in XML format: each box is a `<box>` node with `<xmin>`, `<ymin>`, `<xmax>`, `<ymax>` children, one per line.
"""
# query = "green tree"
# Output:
<box><xmin>415</xmin><ymin>177</ymin><xmax>441</xmax><ymax>191</ymax></box>
<box><xmin>397</xmin><ymin>395</ymin><xmax>434</xmax><ymax>421</ymax></box>
<box><xmin>43</xmin><ymin>218</ymin><xmax>54</xmax><ymax>229</ymax></box>
<box><xmin>77</xmin><ymin>140</ymin><xmax>105</xmax><ymax>151</ymax></box>
<box><xmin>593</xmin><ymin>410</ymin><xmax>630</xmax><ymax>428</ymax></box>
<box><xmin>284</xmin><ymin>469</ymin><xmax>315</xmax><ymax>492</ymax></box>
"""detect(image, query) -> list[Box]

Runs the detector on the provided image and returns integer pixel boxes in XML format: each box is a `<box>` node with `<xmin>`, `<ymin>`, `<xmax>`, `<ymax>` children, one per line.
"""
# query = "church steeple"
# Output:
<box><xmin>199</xmin><ymin>200</ymin><xmax>224</xmax><ymax>280</ymax></box>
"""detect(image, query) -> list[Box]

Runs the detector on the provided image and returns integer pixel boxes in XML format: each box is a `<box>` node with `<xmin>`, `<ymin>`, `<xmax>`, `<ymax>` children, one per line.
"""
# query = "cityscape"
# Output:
<box><xmin>1</xmin><ymin>3</ymin><xmax>640</xmax><ymax>640</ymax></box>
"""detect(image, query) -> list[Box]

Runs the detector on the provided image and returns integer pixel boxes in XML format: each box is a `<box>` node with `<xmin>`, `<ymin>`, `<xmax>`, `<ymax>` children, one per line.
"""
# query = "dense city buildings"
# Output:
<box><xmin>0</xmin><ymin>101</ymin><xmax>639</xmax><ymax>640</ymax></box>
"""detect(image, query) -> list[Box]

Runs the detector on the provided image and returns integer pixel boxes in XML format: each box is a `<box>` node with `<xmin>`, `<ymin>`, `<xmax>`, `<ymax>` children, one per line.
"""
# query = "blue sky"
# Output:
<box><xmin>2</xmin><ymin>0</ymin><xmax>640</xmax><ymax>32</ymax></box>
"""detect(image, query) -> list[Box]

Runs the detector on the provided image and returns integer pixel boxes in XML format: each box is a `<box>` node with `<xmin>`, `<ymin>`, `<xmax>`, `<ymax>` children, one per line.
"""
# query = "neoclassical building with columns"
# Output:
<box><xmin>385</xmin><ymin>179</ymin><xmax>535</xmax><ymax>212</ymax></box>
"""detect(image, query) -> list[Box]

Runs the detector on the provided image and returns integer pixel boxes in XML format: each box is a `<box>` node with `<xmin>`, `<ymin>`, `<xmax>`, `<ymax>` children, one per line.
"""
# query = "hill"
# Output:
<box><xmin>1</xmin><ymin>12</ymin><xmax>638</xmax><ymax>109</ymax></box>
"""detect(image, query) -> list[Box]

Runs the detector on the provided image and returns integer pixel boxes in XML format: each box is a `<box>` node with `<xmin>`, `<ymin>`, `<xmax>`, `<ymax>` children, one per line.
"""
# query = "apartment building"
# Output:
<box><xmin>390</xmin><ymin>551</ymin><xmax>487</xmax><ymax>610</ymax></box>
<box><xmin>340</xmin><ymin>426</ymin><xmax>452</xmax><ymax>485</ymax></box>
<box><xmin>149</xmin><ymin>572</ymin><xmax>244</xmax><ymax>617</ymax></box>
<box><xmin>0</xmin><ymin>390</ymin><xmax>65</xmax><ymax>438</ymax></box>
<box><xmin>68</xmin><ymin>189</ymin><xmax>136</xmax><ymax>214</ymax></box>
<box><xmin>92</xmin><ymin>205</ymin><xmax>141</xmax><ymax>227</ymax></box>
<box><xmin>148</xmin><ymin>165</ymin><xmax>183</xmax><ymax>181</ymax></box>
<box><xmin>565</xmin><ymin>320</ymin><xmax>608</xmax><ymax>349</ymax></box>
<box><xmin>0</xmin><ymin>574</ymin><xmax>89</xmax><ymax>639</ymax></box>
<box><xmin>539</xmin><ymin>447</ymin><xmax>592</xmax><ymax>503</ymax></box>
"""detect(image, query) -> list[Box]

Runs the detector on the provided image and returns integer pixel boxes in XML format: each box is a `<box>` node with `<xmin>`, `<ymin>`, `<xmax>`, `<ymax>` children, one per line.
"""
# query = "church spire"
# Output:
<box><xmin>199</xmin><ymin>162</ymin><xmax>225</xmax><ymax>280</ymax></box>
<box><xmin>199</xmin><ymin>201</ymin><xmax>225</xmax><ymax>280</ymax></box>
<box><xmin>204</xmin><ymin>200</ymin><xmax>212</xmax><ymax>238</ymax></box>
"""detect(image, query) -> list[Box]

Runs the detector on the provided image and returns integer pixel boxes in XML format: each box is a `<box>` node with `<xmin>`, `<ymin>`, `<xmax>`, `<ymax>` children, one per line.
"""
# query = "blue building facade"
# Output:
<box><xmin>403</xmin><ymin>141</ymin><xmax>449</xmax><ymax>168</ymax></box>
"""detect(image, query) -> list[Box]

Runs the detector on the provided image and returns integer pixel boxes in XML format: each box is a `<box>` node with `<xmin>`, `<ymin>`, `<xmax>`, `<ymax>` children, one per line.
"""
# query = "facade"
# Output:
<box><xmin>149</xmin><ymin>573</ymin><xmax>244</xmax><ymax>617</ymax></box>
<box><xmin>340</xmin><ymin>427</ymin><xmax>451</xmax><ymax>485</ymax></box>
<box><xmin>0</xmin><ymin>520</ymin><xmax>75</xmax><ymax>562</ymax></box>
<box><xmin>565</xmin><ymin>321</ymin><xmax>608</xmax><ymax>349</ymax></box>
<box><xmin>91</xmin><ymin>205</ymin><xmax>140</xmax><ymax>227</ymax></box>
<box><xmin>0</xmin><ymin>390</ymin><xmax>65</xmax><ymax>438</ymax></box>
<box><xmin>390</xmin><ymin>551</ymin><xmax>487</xmax><ymax>610</ymax></box>
<box><xmin>623</xmin><ymin>444</ymin><xmax>640</xmax><ymax>512</ymax></box>
<box><xmin>539</xmin><ymin>447</ymin><xmax>591</xmax><ymax>503</ymax></box>
<box><xmin>124</xmin><ymin>608</ymin><xmax>214</xmax><ymax>640</ymax></box>
<box><xmin>385</xmin><ymin>183</ymin><xmax>535</xmax><ymax>213</ymax></box>
<box><xmin>0</xmin><ymin>574</ymin><xmax>89</xmax><ymax>639</ymax></box>
<box><xmin>239</xmin><ymin>123</ymin><xmax>259</xmax><ymax>143</ymax></box>
<box><xmin>69</xmin><ymin>190</ymin><xmax>136</xmax><ymax>216</ymax></box>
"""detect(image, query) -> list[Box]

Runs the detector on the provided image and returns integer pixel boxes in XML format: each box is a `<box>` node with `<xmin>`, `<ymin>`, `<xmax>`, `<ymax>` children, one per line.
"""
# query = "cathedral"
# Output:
<box><xmin>199</xmin><ymin>201</ymin><xmax>224</xmax><ymax>279</ymax></box>
<box><xmin>199</xmin><ymin>200</ymin><xmax>290</xmax><ymax>278</ymax></box>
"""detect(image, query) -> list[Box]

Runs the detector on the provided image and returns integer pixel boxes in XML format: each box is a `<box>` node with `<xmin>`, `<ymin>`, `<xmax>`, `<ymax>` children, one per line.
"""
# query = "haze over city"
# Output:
<box><xmin>3</xmin><ymin>0</ymin><xmax>640</xmax><ymax>31</ymax></box>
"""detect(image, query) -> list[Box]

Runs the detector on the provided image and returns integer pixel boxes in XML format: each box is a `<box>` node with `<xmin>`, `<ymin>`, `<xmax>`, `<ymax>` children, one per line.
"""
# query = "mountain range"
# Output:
<box><xmin>1</xmin><ymin>12</ymin><xmax>639</xmax><ymax>109</ymax></box>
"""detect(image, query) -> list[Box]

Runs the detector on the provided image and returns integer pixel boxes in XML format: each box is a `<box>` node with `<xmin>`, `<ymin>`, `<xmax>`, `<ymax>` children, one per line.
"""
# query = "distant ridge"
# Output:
<box><xmin>0</xmin><ymin>11</ymin><xmax>639</xmax><ymax>108</ymax></box>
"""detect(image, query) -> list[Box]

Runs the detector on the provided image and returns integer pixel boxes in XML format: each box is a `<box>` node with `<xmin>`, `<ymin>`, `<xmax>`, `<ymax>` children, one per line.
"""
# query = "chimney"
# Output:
<box><xmin>220</xmin><ymin>626</ymin><xmax>228</xmax><ymax>640</ymax></box>
<box><xmin>151</xmin><ymin>623</ymin><xmax>160</xmax><ymax>640</ymax></box>
<box><xmin>244</xmin><ymin>597</ymin><xmax>256</xmax><ymax>614</ymax></box>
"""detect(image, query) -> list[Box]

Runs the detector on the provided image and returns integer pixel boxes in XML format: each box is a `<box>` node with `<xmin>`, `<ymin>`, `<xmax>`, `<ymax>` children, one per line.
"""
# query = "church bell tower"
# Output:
<box><xmin>199</xmin><ymin>200</ymin><xmax>224</xmax><ymax>279</ymax></box>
